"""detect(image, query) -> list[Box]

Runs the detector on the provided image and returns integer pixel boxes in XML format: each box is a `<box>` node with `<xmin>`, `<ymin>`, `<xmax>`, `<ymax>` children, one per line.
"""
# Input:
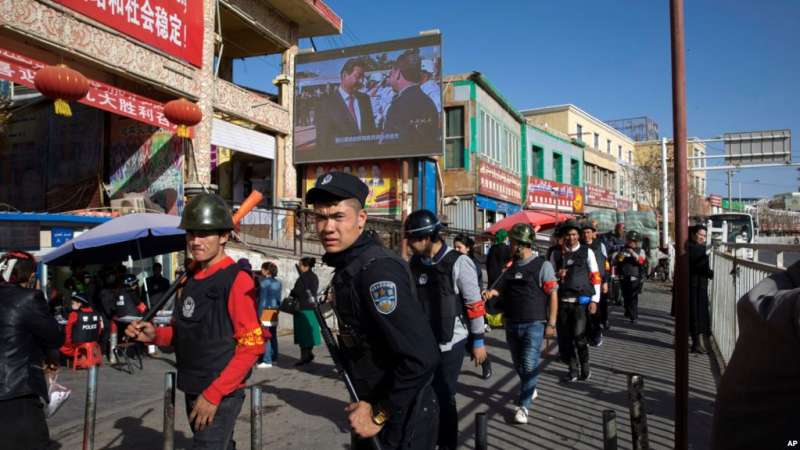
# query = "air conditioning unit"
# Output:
<box><xmin>111</xmin><ymin>195</ymin><xmax>147</xmax><ymax>215</ymax></box>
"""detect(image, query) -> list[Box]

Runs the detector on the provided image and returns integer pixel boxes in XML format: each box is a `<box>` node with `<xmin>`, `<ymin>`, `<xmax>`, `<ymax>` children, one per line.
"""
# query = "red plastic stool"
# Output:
<box><xmin>73</xmin><ymin>342</ymin><xmax>103</xmax><ymax>370</ymax></box>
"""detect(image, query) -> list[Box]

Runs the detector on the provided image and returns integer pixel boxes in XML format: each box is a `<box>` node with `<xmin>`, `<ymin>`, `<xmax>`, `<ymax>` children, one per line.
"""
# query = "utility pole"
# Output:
<box><xmin>669</xmin><ymin>0</ymin><xmax>689</xmax><ymax>448</ymax></box>
<box><xmin>727</xmin><ymin>170</ymin><xmax>734</xmax><ymax>210</ymax></box>
<box><xmin>661</xmin><ymin>137</ymin><xmax>669</xmax><ymax>249</ymax></box>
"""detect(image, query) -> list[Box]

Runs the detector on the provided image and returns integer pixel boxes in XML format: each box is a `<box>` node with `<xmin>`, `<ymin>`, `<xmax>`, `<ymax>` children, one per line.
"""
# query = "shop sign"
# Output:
<box><xmin>51</xmin><ymin>227</ymin><xmax>74</xmax><ymax>248</ymax></box>
<box><xmin>52</xmin><ymin>0</ymin><xmax>203</xmax><ymax>67</ymax></box>
<box><xmin>305</xmin><ymin>161</ymin><xmax>400</xmax><ymax>215</ymax></box>
<box><xmin>0</xmin><ymin>47</ymin><xmax>180</xmax><ymax>133</ymax></box>
<box><xmin>526</xmin><ymin>177</ymin><xmax>584</xmax><ymax>213</ymax></box>
<box><xmin>585</xmin><ymin>184</ymin><xmax>617</xmax><ymax>209</ymax></box>
<box><xmin>616</xmin><ymin>197</ymin><xmax>633</xmax><ymax>211</ymax></box>
<box><xmin>475</xmin><ymin>195</ymin><xmax>521</xmax><ymax>216</ymax></box>
<box><xmin>709</xmin><ymin>195</ymin><xmax>722</xmax><ymax>207</ymax></box>
<box><xmin>477</xmin><ymin>160</ymin><xmax>522</xmax><ymax>205</ymax></box>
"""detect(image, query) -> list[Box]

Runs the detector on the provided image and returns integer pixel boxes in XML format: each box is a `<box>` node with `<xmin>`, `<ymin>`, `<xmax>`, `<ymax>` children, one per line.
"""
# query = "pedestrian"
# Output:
<box><xmin>126</xmin><ymin>193</ymin><xmax>266</xmax><ymax>449</ymax></box>
<box><xmin>581</xmin><ymin>220</ymin><xmax>609</xmax><ymax>345</ymax></box>
<box><xmin>486</xmin><ymin>229</ymin><xmax>511</xmax><ymax>287</ymax></box>
<box><xmin>611</xmin><ymin>231</ymin><xmax>647</xmax><ymax>324</ymax></box>
<box><xmin>257</xmin><ymin>262</ymin><xmax>282</xmax><ymax>368</ymax></box>
<box><xmin>454</xmin><ymin>234</ymin><xmax>492</xmax><ymax>380</ymax></box>
<box><xmin>406</xmin><ymin>210</ymin><xmax>487</xmax><ymax>450</ymax></box>
<box><xmin>144</xmin><ymin>262</ymin><xmax>170</xmax><ymax>304</ymax></box>
<box><xmin>0</xmin><ymin>250</ymin><xmax>63</xmax><ymax>450</ymax></box>
<box><xmin>59</xmin><ymin>292</ymin><xmax>103</xmax><ymax>360</ymax></box>
<box><xmin>688</xmin><ymin>224</ymin><xmax>713</xmax><ymax>353</ymax></box>
<box><xmin>550</xmin><ymin>220</ymin><xmax>601</xmax><ymax>382</ymax></box>
<box><xmin>306</xmin><ymin>171</ymin><xmax>440</xmax><ymax>450</ymax></box>
<box><xmin>291</xmin><ymin>256</ymin><xmax>320</xmax><ymax>366</ymax></box>
<box><xmin>482</xmin><ymin>223</ymin><xmax>558</xmax><ymax>424</ymax></box>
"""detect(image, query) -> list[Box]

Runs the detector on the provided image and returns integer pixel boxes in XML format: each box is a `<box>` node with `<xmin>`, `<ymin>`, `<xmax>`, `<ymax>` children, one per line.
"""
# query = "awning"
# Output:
<box><xmin>211</xmin><ymin>118</ymin><xmax>275</xmax><ymax>160</ymax></box>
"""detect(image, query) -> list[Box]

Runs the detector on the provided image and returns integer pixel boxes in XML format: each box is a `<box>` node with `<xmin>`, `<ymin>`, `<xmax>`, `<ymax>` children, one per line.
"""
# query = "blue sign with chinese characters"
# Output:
<box><xmin>51</xmin><ymin>227</ymin><xmax>74</xmax><ymax>248</ymax></box>
<box><xmin>476</xmin><ymin>195</ymin><xmax>521</xmax><ymax>215</ymax></box>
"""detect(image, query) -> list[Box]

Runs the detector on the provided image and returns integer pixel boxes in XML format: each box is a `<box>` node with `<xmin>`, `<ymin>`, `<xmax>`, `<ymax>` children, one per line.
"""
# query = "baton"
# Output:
<box><xmin>295</xmin><ymin>266</ymin><xmax>383</xmax><ymax>450</ymax></box>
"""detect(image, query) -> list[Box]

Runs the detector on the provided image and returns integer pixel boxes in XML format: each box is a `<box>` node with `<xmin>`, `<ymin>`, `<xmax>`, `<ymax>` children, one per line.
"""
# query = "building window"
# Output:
<box><xmin>444</xmin><ymin>107</ymin><xmax>465</xmax><ymax>168</ymax></box>
<box><xmin>570</xmin><ymin>158</ymin><xmax>580</xmax><ymax>186</ymax></box>
<box><xmin>576</xmin><ymin>123</ymin><xmax>583</xmax><ymax>142</ymax></box>
<box><xmin>593</xmin><ymin>133</ymin><xmax>599</xmax><ymax>149</ymax></box>
<box><xmin>607</xmin><ymin>139</ymin><xmax>611</xmax><ymax>153</ymax></box>
<box><xmin>553</xmin><ymin>152</ymin><xmax>563</xmax><ymax>183</ymax></box>
<box><xmin>531</xmin><ymin>145</ymin><xmax>544</xmax><ymax>178</ymax></box>
<box><xmin>618</xmin><ymin>145</ymin><xmax>622</xmax><ymax>160</ymax></box>
<box><xmin>628</xmin><ymin>149</ymin><xmax>633</xmax><ymax>163</ymax></box>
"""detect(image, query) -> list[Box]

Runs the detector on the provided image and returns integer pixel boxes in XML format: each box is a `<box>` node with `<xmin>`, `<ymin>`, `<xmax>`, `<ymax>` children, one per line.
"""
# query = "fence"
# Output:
<box><xmin>709</xmin><ymin>242</ymin><xmax>795</xmax><ymax>365</ymax></box>
<box><xmin>237</xmin><ymin>205</ymin><xmax>489</xmax><ymax>257</ymax></box>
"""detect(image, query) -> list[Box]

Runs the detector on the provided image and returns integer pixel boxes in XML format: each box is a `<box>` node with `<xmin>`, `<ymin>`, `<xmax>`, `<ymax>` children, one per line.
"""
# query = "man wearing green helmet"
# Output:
<box><xmin>126</xmin><ymin>193</ymin><xmax>266</xmax><ymax>449</ymax></box>
<box><xmin>611</xmin><ymin>230</ymin><xmax>647</xmax><ymax>323</ymax></box>
<box><xmin>482</xmin><ymin>223</ymin><xmax>558</xmax><ymax>424</ymax></box>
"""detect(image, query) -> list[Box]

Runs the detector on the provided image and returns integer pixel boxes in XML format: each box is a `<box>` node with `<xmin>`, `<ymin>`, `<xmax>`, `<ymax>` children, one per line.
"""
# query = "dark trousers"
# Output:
<box><xmin>586</xmin><ymin>289</ymin><xmax>610</xmax><ymax>344</ymax></box>
<box><xmin>432</xmin><ymin>339</ymin><xmax>466</xmax><ymax>450</ymax></box>
<box><xmin>0</xmin><ymin>395</ymin><xmax>49</xmax><ymax>450</ymax></box>
<box><xmin>184</xmin><ymin>389</ymin><xmax>245</xmax><ymax>450</ymax></box>
<box><xmin>621</xmin><ymin>279</ymin><xmax>641</xmax><ymax>322</ymax></box>
<box><xmin>557</xmin><ymin>302</ymin><xmax>590</xmax><ymax>376</ymax></box>
<box><xmin>353</xmin><ymin>385</ymin><xmax>439</xmax><ymax>450</ymax></box>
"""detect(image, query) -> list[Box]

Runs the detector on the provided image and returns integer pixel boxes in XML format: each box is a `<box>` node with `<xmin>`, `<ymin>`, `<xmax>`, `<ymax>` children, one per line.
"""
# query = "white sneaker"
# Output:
<box><xmin>532</xmin><ymin>389</ymin><xmax>539</xmax><ymax>401</ymax></box>
<box><xmin>514</xmin><ymin>406</ymin><xmax>529</xmax><ymax>424</ymax></box>
<box><xmin>257</xmin><ymin>362</ymin><xmax>272</xmax><ymax>369</ymax></box>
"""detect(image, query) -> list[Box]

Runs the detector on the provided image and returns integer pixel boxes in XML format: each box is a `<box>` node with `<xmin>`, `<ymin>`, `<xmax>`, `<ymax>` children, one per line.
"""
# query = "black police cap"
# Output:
<box><xmin>306</xmin><ymin>172</ymin><xmax>369</xmax><ymax>207</ymax></box>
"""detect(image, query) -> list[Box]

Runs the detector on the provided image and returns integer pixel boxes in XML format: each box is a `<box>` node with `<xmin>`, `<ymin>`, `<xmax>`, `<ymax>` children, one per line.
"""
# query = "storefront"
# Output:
<box><xmin>211</xmin><ymin>118</ymin><xmax>276</xmax><ymax>207</ymax></box>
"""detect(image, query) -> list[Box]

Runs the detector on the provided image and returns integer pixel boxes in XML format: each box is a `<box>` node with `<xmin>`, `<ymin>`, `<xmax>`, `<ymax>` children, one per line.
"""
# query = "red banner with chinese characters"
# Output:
<box><xmin>53</xmin><ymin>0</ymin><xmax>203</xmax><ymax>67</ymax></box>
<box><xmin>526</xmin><ymin>176</ymin><xmax>584</xmax><ymax>213</ymax></box>
<box><xmin>477</xmin><ymin>159</ymin><xmax>522</xmax><ymax>205</ymax></box>
<box><xmin>0</xmin><ymin>47</ymin><xmax>181</xmax><ymax>133</ymax></box>
<box><xmin>585</xmin><ymin>184</ymin><xmax>617</xmax><ymax>209</ymax></box>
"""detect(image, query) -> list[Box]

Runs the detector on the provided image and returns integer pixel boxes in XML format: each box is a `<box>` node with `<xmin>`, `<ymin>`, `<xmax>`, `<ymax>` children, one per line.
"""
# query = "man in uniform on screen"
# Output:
<box><xmin>383</xmin><ymin>49</ymin><xmax>439</xmax><ymax>147</ymax></box>
<box><xmin>315</xmin><ymin>57</ymin><xmax>377</xmax><ymax>149</ymax></box>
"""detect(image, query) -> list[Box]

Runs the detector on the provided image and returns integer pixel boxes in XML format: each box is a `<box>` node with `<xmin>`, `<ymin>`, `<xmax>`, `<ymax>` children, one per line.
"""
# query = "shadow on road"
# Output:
<box><xmin>259</xmin><ymin>384</ymin><xmax>350</xmax><ymax>433</ymax></box>
<box><xmin>102</xmin><ymin>409</ymin><xmax>191</xmax><ymax>450</ymax></box>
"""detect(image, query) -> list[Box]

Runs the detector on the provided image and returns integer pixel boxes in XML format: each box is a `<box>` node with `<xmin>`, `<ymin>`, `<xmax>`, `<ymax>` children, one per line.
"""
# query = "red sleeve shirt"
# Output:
<box><xmin>59</xmin><ymin>311</ymin><xmax>78</xmax><ymax>355</ymax></box>
<box><xmin>152</xmin><ymin>256</ymin><xmax>268</xmax><ymax>405</ymax></box>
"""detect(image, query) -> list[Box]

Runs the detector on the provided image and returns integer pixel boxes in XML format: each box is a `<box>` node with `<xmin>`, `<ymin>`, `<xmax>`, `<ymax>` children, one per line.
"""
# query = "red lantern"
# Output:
<box><xmin>164</xmin><ymin>98</ymin><xmax>202</xmax><ymax>138</ymax></box>
<box><xmin>33</xmin><ymin>64</ymin><xmax>90</xmax><ymax>117</ymax></box>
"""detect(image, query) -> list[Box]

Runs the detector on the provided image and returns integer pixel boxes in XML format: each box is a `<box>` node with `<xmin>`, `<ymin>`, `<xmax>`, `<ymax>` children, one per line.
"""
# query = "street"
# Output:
<box><xmin>48</xmin><ymin>283</ymin><xmax>716</xmax><ymax>449</ymax></box>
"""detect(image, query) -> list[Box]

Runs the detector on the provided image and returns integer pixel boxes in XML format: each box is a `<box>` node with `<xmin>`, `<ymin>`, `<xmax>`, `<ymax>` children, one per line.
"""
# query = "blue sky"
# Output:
<box><xmin>233</xmin><ymin>0</ymin><xmax>800</xmax><ymax>199</ymax></box>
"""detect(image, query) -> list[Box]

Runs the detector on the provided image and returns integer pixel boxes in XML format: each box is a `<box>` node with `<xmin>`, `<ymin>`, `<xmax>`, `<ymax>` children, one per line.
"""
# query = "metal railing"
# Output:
<box><xmin>709</xmin><ymin>242</ymin><xmax>793</xmax><ymax>364</ymax></box>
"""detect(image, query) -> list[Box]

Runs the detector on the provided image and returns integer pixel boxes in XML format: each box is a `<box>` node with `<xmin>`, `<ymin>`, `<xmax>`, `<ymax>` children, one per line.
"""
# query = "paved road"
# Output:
<box><xmin>48</xmin><ymin>283</ymin><xmax>717</xmax><ymax>449</ymax></box>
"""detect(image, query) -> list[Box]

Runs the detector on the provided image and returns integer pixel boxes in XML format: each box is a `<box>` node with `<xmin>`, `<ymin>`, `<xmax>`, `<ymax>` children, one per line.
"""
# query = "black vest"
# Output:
<box><xmin>173</xmin><ymin>263</ymin><xmax>242</xmax><ymax>394</ymax></box>
<box><xmin>502</xmin><ymin>257</ymin><xmax>548</xmax><ymax>323</ymax></box>
<box><xmin>71</xmin><ymin>308</ymin><xmax>101</xmax><ymax>344</ymax></box>
<box><xmin>617</xmin><ymin>249</ymin><xmax>644</xmax><ymax>279</ymax></box>
<box><xmin>111</xmin><ymin>290</ymin><xmax>141</xmax><ymax>318</ymax></box>
<box><xmin>588</xmin><ymin>240</ymin><xmax>607</xmax><ymax>279</ymax></box>
<box><xmin>409</xmin><ymin>250</ymin><xmax>461</xmax><ymax>345</ymax></box>
<box><xmin>552</xmin><ymin>244</ymin><xmax>595</xmax><ymax>298</ymax></box>
<box><xmin>332</xmin><ymin>244</ymin><xmax>413</xmax><ymax>401</ymax></box>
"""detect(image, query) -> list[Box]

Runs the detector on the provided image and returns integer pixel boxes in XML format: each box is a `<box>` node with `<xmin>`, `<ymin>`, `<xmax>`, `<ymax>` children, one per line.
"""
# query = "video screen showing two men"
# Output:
<box><xmin>294</xmin><ymin>35</ymin><xmax>442</xmax><ymax>164</ymax></box>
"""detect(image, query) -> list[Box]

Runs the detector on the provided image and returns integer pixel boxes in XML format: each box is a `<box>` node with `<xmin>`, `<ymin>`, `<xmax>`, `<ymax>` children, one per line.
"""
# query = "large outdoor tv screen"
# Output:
<box><xmin>293</xmin><ymin>34</ymin><xmax>442</xmax><ymax>164</ymax></box>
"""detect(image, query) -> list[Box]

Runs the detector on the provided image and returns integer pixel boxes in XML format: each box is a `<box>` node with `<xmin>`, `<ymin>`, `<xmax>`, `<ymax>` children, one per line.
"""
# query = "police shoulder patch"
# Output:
<box><xmin>369</xmin><ymin>281</ymin><xmax>398</xmax><ymax>315</ymax></box>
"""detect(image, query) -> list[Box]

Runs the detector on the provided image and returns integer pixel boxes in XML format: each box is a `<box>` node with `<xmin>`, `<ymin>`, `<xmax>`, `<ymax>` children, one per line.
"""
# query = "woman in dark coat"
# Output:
<box><xmin>688</xmin><ymin>224</ymin><xmax>713</xmax><ymax>353</ymax></box>
<box><xmin>291</xmin><ymin>257</ymin><xmax>320</xmax><ymax>365</ymax></box>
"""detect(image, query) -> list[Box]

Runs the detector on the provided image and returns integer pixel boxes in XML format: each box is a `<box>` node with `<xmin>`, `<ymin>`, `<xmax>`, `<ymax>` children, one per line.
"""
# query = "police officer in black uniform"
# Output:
<box><xmin>68</xmin><ymin>292</ymin><xmax>102</xmax><ymax>346</ymax></box>
<box><xmin>306</xmin><ymin>172</ymin><xmax>440</xmax><ymax>450</ymax></box>
<box><xmin>611</xmin><ymin>230</ymin><xmax>647</xmax><ymax>323</ymax></box>
<box><xmin>581</xmin><ymin>220</ymin><xmax>609</xmax><ymax>344</ymax></box>
<box><xmin>602</xmin><ymin>222</ymin><xmax>626</xmax><ymax>306</ymax></box>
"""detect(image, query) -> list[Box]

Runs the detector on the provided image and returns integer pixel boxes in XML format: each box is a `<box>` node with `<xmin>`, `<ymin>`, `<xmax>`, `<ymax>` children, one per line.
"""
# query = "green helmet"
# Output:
<box><xmin>509</xmin><ymin>223</ymin><xmax>535</xmax><ymax>245</ymax></box>
<box><xmin>179</xmin><ymin>193</ymin><xmax>234</xmax><ymax>231</ymax></box>
<box><xmin>626</xmin><ymin>230</ymin><xmax>641</xmax><ymax>242</ymax></box>
<box><xmin>495</xmin><ymin>228</ymin><xmax>508</xmax><ymax>244</ymax></box>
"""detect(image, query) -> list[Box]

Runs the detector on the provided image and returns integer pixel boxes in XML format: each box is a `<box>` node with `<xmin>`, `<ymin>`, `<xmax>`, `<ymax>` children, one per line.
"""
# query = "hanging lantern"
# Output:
<box><xmin>164</xmin><ymin>98</ymin><xmax>202</xmax><ymax>138</ymax></box>
<box><xmin>33</xmin><ymin>64</ymin><xmax>90</xmax><ymax>117</ymax></box>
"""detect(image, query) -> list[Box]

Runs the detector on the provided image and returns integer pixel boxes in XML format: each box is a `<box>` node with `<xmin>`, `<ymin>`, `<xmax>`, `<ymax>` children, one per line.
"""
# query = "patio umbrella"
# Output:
<box><xmin>486</xmin><ymin>210</ymin><xmax>574</xmax><ymax>235</ymax></box>
<box><xmin>41</xmin><ymin>213</ymin><xmax>185</xmax><ymax>266</ymax></box>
